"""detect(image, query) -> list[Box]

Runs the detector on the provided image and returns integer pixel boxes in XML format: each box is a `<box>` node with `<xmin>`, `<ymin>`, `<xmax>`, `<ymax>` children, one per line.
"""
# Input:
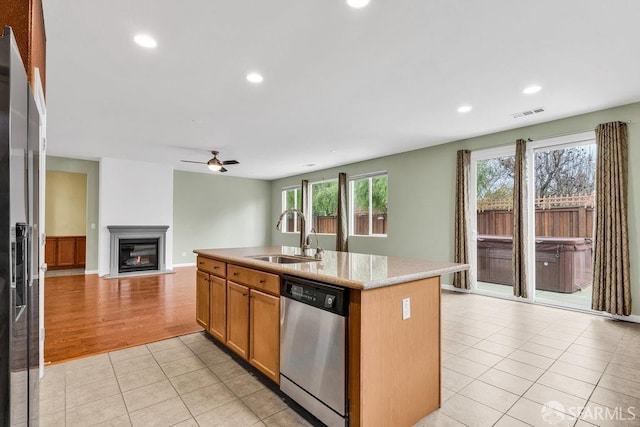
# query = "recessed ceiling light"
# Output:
<box><xmin>246</xmin><ymin>72</ymin><xmax>264</xmax><ymax>84</ymax></box>
<box><xmin>457</xmin><ymin>105</ymin><xmax>472</xmax><ymax>113</ymax></box>
<box><xmin>347</xmin><ymin>0</ymin><xmax>370</xmax><ymax>8</ymax></box>
<box><xmin>134</xmin><ymin>34</ymin><xmax>157</xmax><ymax>48</ymax></box>
<box><xmin>303</xmin><ymin>163</ymin><xmax>316</xmax><ymax>167</ymax></box>
<box><xmin>523</xmin><ymin>85</ymin><xmax>542</xmax><ymax>95</ymax></box>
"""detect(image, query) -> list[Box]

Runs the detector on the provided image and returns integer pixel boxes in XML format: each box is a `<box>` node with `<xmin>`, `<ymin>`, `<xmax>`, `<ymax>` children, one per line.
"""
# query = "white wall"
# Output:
<box><xmin>98</xmin><ymin>158</ymin><xmax>174</xmax><ymax>275</ymax></box>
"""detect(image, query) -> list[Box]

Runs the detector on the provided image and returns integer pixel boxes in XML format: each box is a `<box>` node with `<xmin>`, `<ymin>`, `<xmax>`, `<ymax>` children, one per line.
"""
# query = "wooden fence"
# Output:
<box><xmin>477</xmin><ymin>206</ymin><xmax>594</xmax><ymax>237</ymax></box>
<box><xmin>312</xmin><ymin>214</ymin><xmax>387</xmax><ymax>235</ymax></box>
<box><xmin>477</xmin><ymin>193</ymin><xmax>595</xmax><ymax>212</ymax></box>
<box><xmin>477</xmin><ymin>194</ymin><xmax>595</xmax><ymax>238</ymax></box>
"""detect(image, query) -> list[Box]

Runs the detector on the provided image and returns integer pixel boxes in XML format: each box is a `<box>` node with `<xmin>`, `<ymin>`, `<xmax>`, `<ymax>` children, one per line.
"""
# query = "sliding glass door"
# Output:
<box><xmin>470</xmin><ymin>147</ymin><xmax>516</xmax><ymax>297</ymax></box>
<box><xmin>528</xmin><ymin>134</ymin><xmax>596</xmax><ymax>309</ymax></box>
<box><xmin>470</xmin><ymin>131</ymin><xmax>596</xmax><ymax>311</ymax></box>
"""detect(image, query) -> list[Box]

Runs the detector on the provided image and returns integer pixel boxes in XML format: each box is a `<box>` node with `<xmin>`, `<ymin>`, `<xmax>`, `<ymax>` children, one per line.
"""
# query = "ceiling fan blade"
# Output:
<box><xmin>219</xmin><ymin>167</ymin><xmax>228</xmax><ymax>173</ymax></box>
<box><xmin>220</xmin><ymin>160</ymin><xmax>239</xmax><ymax>165</ymax></box>
<box><xmin>181</xmin><ymin>160</ymin><xmax>207</xmax><ymax>164</ymax></box>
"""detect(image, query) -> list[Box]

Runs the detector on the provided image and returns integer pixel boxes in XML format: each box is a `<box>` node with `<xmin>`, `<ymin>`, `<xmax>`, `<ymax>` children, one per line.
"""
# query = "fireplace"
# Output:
<box><xmin>118</xmin><ymin>238</ymin><xmax>159</xmax><ymax>273</ymax></box>
<box><xmin>107</xmin><ymin>225</ymin><xmax>170</xmax><ymax>278</ymax></box>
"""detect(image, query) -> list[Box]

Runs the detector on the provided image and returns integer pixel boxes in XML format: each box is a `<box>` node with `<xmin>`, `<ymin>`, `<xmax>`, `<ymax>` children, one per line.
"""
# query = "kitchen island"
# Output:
<box><xmin>194</xmin><ymin>246</ymin><xmax>468</xmax><ymax>427</ymax></box>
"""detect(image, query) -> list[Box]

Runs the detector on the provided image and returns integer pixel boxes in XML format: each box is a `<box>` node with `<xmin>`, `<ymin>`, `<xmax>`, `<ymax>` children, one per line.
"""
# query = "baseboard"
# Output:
<box><xmin>441</xmin><ymin>284</ymin><xmax>471</xmax><ymax>293</ymax></box>
<box><xmin>173</xmin><ymin>262</ymin><xmax>196</xmax><ymax>268</ymax></box>
<box><xmin>610</xmin><ymin>313</ymin><xmax>640</xmax><ymax>323</ymax></box>
<box><xmin>85</xmin><ymin>270</ymin><xmax>99</xmax><ymax>275</ymax></box>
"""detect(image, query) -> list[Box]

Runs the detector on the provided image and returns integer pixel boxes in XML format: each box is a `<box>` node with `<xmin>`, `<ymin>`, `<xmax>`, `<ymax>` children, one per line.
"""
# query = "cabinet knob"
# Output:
<box><xmin>198</xmin><ymin>261</ymin><xmax>204</xmax><ymax>265</ymax></box>
<box><xmin>233</xmin><ymin>272</ymin><xmax>238</xmax><ymax>276</ymax></box>
<box><xmin>259</xmin><ymin>279</ymin><xmax>265</xmax><ymax>284</ymax></box>
<box><xmin>242</xmin><ymin>293</ymin><xmax>248</xmax><ymax>297</ymax></box>
<box><xmin>213</xmin><ymin>266</ymin><xmax>219</xmax><ymax>269</ymax></box>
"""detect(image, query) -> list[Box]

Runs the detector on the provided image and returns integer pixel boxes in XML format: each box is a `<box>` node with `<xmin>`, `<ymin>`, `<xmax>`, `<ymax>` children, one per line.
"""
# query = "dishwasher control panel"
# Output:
<box><xmin>281</xmin><ymin>275</ymin><xmax>348</xmax><ymax>316</ymax></box>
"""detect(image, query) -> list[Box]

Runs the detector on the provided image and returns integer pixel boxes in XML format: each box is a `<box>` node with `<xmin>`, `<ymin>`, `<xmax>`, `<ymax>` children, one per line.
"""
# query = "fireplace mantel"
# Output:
<box><xmin>106</xmin><ymin>225</ymin><xmax>171</xmax><ymax>278</ymax></box>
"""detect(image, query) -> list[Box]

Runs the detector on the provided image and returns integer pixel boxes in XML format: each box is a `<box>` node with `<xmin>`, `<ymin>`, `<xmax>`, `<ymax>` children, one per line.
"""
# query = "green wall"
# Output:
<box><xmin>173</xmin><ymin>170</ymin><xmax>272</xmax><ymax>264</ymax></box>
<box><xmin>46</xmin><ymin>156</ymin><xmax>100</xmax><ymax>272</ymax></box>
<box><xmin>270</xmin><ymin>102</ymin><xmax>640</xmax><ymax>316</ymax></box>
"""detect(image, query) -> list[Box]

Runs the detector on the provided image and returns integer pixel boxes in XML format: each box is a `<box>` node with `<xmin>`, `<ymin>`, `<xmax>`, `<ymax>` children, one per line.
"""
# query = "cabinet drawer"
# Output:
<box><xmin>198</xmin><ymin>257</ymin><xmax>226</xmax><ymax>277</ymax></box>
<box><xmin>228</xmin><ymin>264</ymin><xmax>279</xmax><ymax>296</ymax></box>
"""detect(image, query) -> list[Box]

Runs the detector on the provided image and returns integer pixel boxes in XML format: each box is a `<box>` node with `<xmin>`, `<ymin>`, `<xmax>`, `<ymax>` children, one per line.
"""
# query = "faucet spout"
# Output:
<box><xmin>276</xmin><ymin>208</ymin><xmax>308</xmax><ymax>253</ymax></box>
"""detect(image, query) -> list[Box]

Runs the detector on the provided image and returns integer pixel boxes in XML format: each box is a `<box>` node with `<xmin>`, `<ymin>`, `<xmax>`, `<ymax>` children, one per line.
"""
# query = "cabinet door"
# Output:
<box><xmin>76</xmin><ymin>237</ymin><xmax>86</xmax><ymax>265</ymax></box>
<box><xmin>208</xmin><ymin>275</ymin><xmax>226</xmax><ymax>342</ymax></box>
<box><xmin>226</xmin><ymin>281</ymin><xmax>249</xmax><ymax>359</ymax></box>
<box><xmin>196</xmin><ymin>271</ymin><xmax>210</xmax><ymax>329</ymax></box>
<box><xmin>249</xmin><ymin>289</ymin><xmax>280</xmax><ymax>383</ymax></box>
<box><xmin>56</xmin><ymin>237</ymin><xmax>76</xmax><ymax>267</ymax></box>
<box><xmin>45</xmin><ymin>237</ymin><xmax>57</xmax><ymax>267</ymax></box>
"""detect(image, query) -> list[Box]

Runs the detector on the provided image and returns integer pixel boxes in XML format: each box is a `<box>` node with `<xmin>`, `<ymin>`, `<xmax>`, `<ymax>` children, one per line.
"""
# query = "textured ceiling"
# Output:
<box><xmin>43</xmin><ymin>0</ymin><xmax>640</xmax><ymax>179</ymax></box>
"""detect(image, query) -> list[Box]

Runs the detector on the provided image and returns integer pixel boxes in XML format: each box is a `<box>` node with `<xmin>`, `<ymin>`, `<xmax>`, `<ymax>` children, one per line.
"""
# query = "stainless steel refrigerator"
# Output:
<box><xmin>1</xmin><ymin>26</ymin><xmax>41</xmax><ymax>426</ymax></box>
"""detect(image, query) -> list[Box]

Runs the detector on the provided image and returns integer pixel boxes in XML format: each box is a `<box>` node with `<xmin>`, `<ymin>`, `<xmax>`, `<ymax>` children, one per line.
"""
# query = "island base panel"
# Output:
<box><xmin>349</xmin><ymin>276</ymin><xmax>441</xmax><ymax>427</ymax></box>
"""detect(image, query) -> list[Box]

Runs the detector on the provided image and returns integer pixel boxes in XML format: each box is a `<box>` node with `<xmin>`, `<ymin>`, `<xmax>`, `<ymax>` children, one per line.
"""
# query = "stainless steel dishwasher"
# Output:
<box><xmin>280</xmin><ymin>275</ymin><xmax>349</xmax><ymax>427</ymax></box>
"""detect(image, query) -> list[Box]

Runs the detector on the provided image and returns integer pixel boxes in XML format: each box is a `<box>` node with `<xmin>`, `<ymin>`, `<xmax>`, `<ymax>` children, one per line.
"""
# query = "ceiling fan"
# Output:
<box><xmin>181</xmin><ymin>150</ymin><xmax>239</xmax><ymax>172</ymax></box>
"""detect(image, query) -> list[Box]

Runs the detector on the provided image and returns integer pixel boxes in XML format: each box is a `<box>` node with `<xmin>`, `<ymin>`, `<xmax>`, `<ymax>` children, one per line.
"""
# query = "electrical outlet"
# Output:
<box><xmin>181</xmin><ymin>252</ymin><xmax>187</xmax><ymax>257</ymax></box>
<box><xmin>402</xmin><ymin>298</ymin><xmax>411</xmax><ymax>320</ymax></box>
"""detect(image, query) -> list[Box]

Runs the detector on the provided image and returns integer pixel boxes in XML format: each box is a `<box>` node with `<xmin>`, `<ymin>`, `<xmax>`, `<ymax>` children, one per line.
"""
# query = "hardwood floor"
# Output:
<box><xmin>44</xmin><ymin>266</ymin><xmax>203</xmax><ymax>364</ymax></box>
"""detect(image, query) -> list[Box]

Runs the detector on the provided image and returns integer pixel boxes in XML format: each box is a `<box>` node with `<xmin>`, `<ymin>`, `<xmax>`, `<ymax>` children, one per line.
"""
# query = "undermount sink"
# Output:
<box><xmin>247</xmin><ymin>254</ymin><xmax>320</xmax><ymax>264</ymax></box>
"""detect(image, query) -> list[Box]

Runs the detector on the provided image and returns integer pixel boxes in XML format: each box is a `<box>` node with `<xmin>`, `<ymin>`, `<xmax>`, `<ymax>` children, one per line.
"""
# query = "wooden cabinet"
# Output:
<box><xmin>44</xmin><ymin>240</ymin><xmax>56</xmax><ymax>268</ymax></box>
<box><xmin>196</xmin><ymin>256</ymin><xmax>227</xmax><ymax>341</ymax></box>
<box><xmin>45</xmin><ymin>236</ymin><xmax>86</xmax><ymax>270</ymax></box>
<box><xmin>196</xmin><ymin>256</ymin><xmax>281</xmax><ymax>384</ymax></box>
<box><xmin>249</xmin><ymin>289</ymin><xmax>280</xmax><ymax>383</ymax></box>
<box><xmin>198</xmin><ymin>257</ymin><xmax>226</xmax><ymax>277</ymax></box>
<box><xmin>226</xmin><ymin>281</ymin><xmax>249</xmax><ymax>359</ymax></box>
<box><xmin>76</xmin><ymin>238</ymin><xmax>86</xmax><ymax>265</ymax></box>
<box><xmin>56</xmin><ymin>237</ymin><xmax>76</xmax><ymax>267</ymax></box>
<box><xmin>208</xmin><ymin>275</ymin><xmax>226</xmax><ymax>342</ymax></box>
<box><xmin>228</xmin><ymin>264</ymin><xmax>280</xmax><ymax>296</ymax></box>
<box><xmin>196</xmin><ymin>271</ymin><xmax>210</xmax><ymax>329</ymax></box>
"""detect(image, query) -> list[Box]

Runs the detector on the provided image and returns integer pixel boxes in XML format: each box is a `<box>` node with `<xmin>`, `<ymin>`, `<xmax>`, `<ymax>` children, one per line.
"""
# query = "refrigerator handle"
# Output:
<box><xmin>11</xmin><ymin>241</ymin><xmax>16</xmax><ymax>288</ymax></box>
<box><xmin>27</xmin><ymin>224</ymin><xmax>33</xmax><ymax>286</ymax></box>
<box><xmin>14</xmin><ymin>223</ymin><xmax>29</xmax><ymax>316</ymax></box>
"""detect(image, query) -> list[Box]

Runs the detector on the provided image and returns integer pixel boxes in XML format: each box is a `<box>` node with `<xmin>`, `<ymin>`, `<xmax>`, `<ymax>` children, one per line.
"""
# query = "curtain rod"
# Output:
<box><xmin>527</xmin><ymin>120</ymin><xmax>632</xmax><ymax>142</ymax></box>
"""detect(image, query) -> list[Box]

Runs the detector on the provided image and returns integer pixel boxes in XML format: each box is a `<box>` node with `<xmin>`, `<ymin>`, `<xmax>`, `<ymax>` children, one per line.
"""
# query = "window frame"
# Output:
<box><xmin>309</xmin><ymin>178</ymin><xmax>339</xmax><ymax>235</ymax></box>
<box><xmin>349</xmin><ymin>171</ymin><xmax>388</xmax><ymax>237</ymax></box>
<box><xmin>280</xmin><ymin>185</ymin><xmax>301</xmax><ymax>234</ymax></box>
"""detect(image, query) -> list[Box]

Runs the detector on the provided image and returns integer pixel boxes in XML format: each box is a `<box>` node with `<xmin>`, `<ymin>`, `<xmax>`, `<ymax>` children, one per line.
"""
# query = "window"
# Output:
<box><xmin>350</xmin><ymin>173</ymin><xmax>388</xmax><ymax>236</ymax></box>
<box><xmin>310</xmin><ymin>179</ymin><xmax>338</xmax><ymax>234</ymax></box>
<box><xmin>281</xmin><ymin>187</ymin><xmax>302</xmax><ymax>233</ymax></box>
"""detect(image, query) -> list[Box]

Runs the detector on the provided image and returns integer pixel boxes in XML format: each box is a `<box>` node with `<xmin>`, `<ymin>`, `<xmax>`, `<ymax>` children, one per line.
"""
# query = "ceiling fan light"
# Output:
<box><xmin>208</xmin><ymin>163</ymin><xmax>222</xmax><ymax>171</ymax></box>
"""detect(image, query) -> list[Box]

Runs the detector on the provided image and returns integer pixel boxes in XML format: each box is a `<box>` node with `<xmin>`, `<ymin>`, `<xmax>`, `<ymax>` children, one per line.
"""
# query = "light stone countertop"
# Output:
<box><xmin>193</xmin><ymin>246</ymin><xmax>469</xmax><ymax>290</ymax></box>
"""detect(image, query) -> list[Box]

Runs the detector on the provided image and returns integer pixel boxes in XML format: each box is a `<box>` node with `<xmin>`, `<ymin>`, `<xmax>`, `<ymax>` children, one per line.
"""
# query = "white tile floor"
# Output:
<box><xmin>39</xmin><ymin>334</ymin><xmax>314</xmax><ymax>427</ymax></box>
<box><xmin>476</xmin><ymin>281</ymin><xmax>593</xmax><ymax>309</ymax></box>
<box><xmin>39</xmin><ymin>291</ymin><xmax>640</xmax><ymax>426</ymax></box>
<box><xmin>419</xmin><ymin>291</ymin><xmax>640</xmax><ymax>427</ymax></box>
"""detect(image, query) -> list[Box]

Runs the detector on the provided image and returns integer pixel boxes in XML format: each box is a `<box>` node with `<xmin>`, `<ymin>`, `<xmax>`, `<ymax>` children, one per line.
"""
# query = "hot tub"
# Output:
<box><xmin>477</xmin><ymin>235</ymin><xmax>593</xmax><ymax>293</ymax></box>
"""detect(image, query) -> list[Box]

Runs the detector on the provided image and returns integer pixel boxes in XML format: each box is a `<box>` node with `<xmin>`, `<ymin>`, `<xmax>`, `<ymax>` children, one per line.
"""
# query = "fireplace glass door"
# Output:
<box><xmin>118</xmin><ymin>238</ymin><xmax>159</xmax><ymax>273</ymax></box>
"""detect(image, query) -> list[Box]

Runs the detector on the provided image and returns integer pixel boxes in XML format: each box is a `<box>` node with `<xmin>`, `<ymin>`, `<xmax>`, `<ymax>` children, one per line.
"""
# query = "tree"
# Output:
<box><xmin>354</xmin><ymin>176</ymin><xmax>387</xmax><ymax>214</ymax></box>
<box><xmin>477</xmin><ymin>158</ymin><xmax>514</xmax><ymax>200</ymax></box>
<box><xmin>534</xmin><ymin>147</ymin><xmax>595</xmax><ymax>197</ymax></box>
<box><xmin>312</xmin><ymin>181</ymin><xmax>338</xmax><ymax>216</ymax></box>
<box><xmin>476</xmin><ymin>146</ymin><xmax>595</xmax><ymax>200</ymax></box>
<box><xmin>285</xmin><ymin>188</ymin><xmax>301</xmax><ymax>209</ymax></box>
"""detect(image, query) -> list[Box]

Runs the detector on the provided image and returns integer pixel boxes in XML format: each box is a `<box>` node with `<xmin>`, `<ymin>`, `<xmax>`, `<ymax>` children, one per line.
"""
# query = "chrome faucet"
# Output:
<box><xmin>276</xmin><ymin>208</ymin><xmax>309</xmax><ymax>253</ymax></box>
<box><xmin>306</xmin><ymin>228</ymin><xmax>323</xmax><ymax>259</ymax></box>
